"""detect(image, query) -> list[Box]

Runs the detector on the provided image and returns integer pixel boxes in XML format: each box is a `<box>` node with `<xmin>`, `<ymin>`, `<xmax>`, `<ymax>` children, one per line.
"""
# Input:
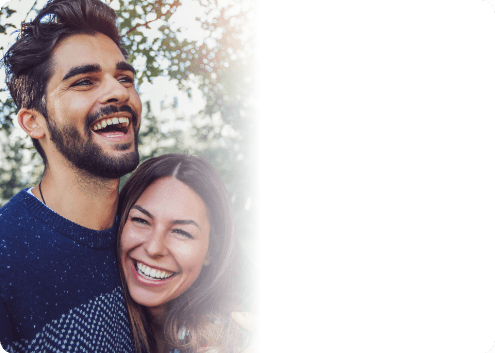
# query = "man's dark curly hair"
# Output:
<box><xmin>2</xmin><ymin>0</ymin><xmax>127</xmax><ymax>163</ymax></box>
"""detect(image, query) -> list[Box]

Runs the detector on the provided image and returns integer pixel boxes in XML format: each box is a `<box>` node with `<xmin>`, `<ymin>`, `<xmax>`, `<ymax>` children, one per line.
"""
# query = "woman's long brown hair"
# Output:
<box><xmin>117</xmin><ymin>154</ymin><xmax>243</xmax><ymax>353</ymax></box>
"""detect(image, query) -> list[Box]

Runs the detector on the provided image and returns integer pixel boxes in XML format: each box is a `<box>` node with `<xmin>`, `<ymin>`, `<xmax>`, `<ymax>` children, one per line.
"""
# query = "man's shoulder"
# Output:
<box><xmin>0</xmin><ymin>188</ymin><xmax>38</xmax><ymax>226</ymax></box>
<box><xmin>0</xmin><ymin>188</ymin><xmax>32</xmax><ymax>214</ymax></box>
<box><xmin>0</xmin><ymin>189</ymin><xmax>42</xmax><ymax>250</ymax></box>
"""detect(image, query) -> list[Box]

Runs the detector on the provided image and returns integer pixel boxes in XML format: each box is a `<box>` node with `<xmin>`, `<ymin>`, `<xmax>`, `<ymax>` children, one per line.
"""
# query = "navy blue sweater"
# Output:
<box><xmin>0</xmin><ymin>189</ymin><xmax>134</xmax><ymax>352</ymax></box>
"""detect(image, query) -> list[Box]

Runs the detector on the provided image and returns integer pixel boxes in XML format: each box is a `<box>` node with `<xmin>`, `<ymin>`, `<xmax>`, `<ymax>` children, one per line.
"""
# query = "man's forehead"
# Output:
<box><xmin>51</xmin><ymin>33</ymin><xmax>126</xmax><ymax>76</ymax></box>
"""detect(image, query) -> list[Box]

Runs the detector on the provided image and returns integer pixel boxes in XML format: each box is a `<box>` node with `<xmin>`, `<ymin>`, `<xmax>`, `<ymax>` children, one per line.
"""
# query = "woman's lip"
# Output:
<box><xmin>129</xmin><ymin>259</ymin><xmax>176</xmax><ymax>288</ymax></box>
<box><xmin>132</xmin><ymin>258</ymin><xmax>175</xmax><ymax>272</ymax></box>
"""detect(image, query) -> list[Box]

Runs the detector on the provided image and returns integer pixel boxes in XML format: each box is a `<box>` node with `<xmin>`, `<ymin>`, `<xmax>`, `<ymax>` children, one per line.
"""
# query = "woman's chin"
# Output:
<box><xmin>128</xmin><ymin>286</ymin><xmax>166</xmax><ymax>309</ymax></box>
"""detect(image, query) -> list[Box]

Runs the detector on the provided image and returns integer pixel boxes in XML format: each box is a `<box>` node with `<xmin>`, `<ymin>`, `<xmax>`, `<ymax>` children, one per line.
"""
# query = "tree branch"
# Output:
<box><xmin>124</xmin><ymin>0</ymin><xmax>181</xmax><ymax>36</ymax></box>
<box><xmin>24</xmin><ymin>0</ymin><xmax>39</xmax><ymax>22</ymax></box>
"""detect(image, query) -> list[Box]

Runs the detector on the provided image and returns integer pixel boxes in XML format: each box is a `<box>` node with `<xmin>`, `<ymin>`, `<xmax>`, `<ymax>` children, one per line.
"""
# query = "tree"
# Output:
<box><xmin>0</xmin><ymin>0</ymin><xmax>257</xmax><ymax>306</ymax></box>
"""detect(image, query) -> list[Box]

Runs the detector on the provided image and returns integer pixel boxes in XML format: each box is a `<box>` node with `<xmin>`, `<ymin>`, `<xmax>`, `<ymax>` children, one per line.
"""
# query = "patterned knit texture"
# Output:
<box><xmin>0</xmin><ymin>189</ymin><xmax>134</xmax><ymax>352</ymax></box>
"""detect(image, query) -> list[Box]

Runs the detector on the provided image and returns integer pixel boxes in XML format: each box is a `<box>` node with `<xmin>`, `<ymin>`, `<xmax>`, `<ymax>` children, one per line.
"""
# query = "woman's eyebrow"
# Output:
<box><xmin>172</xmin><ymin>220</ymin><xmax>201</xmax><ymax>230</ymax></box>
<box><xmin>131</xmin><ymin>205</ymin><xmax>153</xmax><ymax>218</ymax></box>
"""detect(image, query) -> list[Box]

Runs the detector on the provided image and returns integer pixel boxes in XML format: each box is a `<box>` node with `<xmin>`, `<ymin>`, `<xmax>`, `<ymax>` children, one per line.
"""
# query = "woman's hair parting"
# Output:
<box><xmin>117</xmin><ymin>154</ymin><xmax>243</xmax><ymax>353</ymax></box>
<box><xmin>1</xmin><ymin>0</ymin><xmax>126</xmax><ymax>163</ymax></box>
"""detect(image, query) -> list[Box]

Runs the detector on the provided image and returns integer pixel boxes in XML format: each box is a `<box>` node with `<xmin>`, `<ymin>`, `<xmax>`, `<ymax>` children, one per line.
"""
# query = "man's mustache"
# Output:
<box><xmin>85</xmin><ymin>105</ymin><xmax>138</xmax><ymax>130</ymax></box>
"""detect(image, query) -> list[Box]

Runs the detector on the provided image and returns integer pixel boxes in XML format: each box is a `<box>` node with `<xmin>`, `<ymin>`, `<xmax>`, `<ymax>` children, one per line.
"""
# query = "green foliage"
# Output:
<box><xmin>0</xmin><ymin>1</ymin><xmax>257</xmax><ymax>295</ymax></box>
<box><xmin>0</xmin><ymin>2</ymin><xmax>19</xmax><ymax>137</ymax></box>
<box><xmin>0</xmin><ymin>6</ymin><xmax>17</xmax><ymax>40</ymax></box>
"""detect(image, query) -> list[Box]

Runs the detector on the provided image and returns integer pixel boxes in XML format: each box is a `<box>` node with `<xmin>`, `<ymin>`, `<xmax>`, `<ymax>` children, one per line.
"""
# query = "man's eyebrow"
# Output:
<box><xmin>131</xmin><ymin>205</ymin><xmax>153</xmax><ymax>218</ymax></box>
<box><xmin>116</xmin><ymin>61</ymin><xmax>136</xmax><ymax>75</ymax></box>
<box><xmin>172</xmin><ymin>220</ymin><xmax>201</xmax><ymax>230</ymax></box>
<box><xmin>62</xmin><ymin>64</ymin><xmax>101</xmax><ymax>81</ymax></box>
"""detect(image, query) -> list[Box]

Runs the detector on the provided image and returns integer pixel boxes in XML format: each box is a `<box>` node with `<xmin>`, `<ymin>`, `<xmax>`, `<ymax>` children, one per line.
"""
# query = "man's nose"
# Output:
<box><xmin>99</xmin><ymin>75</ymin><xmax>130</xmax><ymax>105</ymax></box>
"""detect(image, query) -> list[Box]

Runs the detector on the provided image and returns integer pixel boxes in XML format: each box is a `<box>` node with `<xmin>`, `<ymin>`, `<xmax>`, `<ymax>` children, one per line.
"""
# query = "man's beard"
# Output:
<box><xmin>46</xmin><ymin>105</ymin><xmax>140</xmax><ymax>179</ymax></box>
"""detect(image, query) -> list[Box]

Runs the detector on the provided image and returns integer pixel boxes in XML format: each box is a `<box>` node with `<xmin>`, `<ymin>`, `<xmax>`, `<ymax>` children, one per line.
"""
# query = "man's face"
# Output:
<box><xmin>44</xmin><ymin>33</ymin><xmax>142</xmax><ymax>179</ymax></box>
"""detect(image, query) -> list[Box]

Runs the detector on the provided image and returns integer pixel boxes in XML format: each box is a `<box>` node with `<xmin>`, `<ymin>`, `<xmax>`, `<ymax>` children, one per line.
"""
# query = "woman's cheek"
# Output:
<box><xmin>176</xmin><ymin>241</ymin><xmax>209</xmax><ymax>267</ymax></box>
<box><xmin>121</xmin><ymin>223</ymin><xmax>139</xmax><ymax>253</ymax></box>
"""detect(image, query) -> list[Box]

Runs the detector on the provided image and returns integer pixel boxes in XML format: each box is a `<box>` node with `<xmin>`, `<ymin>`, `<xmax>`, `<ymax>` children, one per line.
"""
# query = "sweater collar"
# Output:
<box><xmin>16</xmin><ymin>188</ymin><xmax>119</xmax><ymax>250</ymax></box>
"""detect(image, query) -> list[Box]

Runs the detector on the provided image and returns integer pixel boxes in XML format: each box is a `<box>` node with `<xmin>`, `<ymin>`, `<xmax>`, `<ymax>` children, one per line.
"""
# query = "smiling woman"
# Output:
<box><xmin>121</xmin><ymin>176</ymin><xmax>211</xmax><ymax>311</ymax></box>
<box><xmin>117</xmin><ymin>154</ymin><xmax>247</xmax><ymax>353</ymax></box>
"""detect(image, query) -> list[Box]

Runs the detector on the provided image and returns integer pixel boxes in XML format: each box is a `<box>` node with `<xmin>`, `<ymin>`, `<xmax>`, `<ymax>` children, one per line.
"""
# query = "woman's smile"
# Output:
<box><xmin>128</xmin><ymin>258</ymin><xmax>178</xmax><ymax>288</ymax></box>
<box><xmin>135</xmin><ymin>260</ymin><xmax>176</xmax><ymax>280</ymax></box>
<box><xmin>120</xmin><ymin>177</ymin><xmax>211</xmax><ymax>308</ymax></box>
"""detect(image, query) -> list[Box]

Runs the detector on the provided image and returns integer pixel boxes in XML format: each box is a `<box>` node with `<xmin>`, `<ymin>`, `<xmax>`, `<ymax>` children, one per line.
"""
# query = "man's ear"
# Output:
<box><xmin>203</xmin><ymin>251</ymin><xmax>211</xmax><ymax>267</ymax></box>
<box><xmin>18</xmin><ymin>108</ymin><xmax>46</xmax><ymax>140</ymax></box>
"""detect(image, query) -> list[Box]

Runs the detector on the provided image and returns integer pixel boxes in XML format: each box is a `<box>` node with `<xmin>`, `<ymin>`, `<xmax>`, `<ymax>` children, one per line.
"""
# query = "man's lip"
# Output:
<box><xmin>90</xmin><ymin>126</ymin><xmax>132</xmax><ymax>142</ymax></box>
<box><xmin>89</xmin><ymin>112</ymin><xmax>133</xmax><ymax>128</ymax></box>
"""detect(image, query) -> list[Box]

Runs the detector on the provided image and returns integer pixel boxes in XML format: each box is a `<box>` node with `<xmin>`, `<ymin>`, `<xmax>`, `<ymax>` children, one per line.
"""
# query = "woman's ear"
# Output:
<box><xmin>203</xmin><ymin>252</ymin><xmax>211</xmax><ymax>266</ymax></box>
<box><xmin>18</xmin><ymin>108</ymin><xmax>46</xmax><ymax>140</ymax></box>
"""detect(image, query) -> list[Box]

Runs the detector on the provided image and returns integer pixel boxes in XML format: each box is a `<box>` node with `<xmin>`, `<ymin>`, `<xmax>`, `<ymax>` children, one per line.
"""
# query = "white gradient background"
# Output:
<box><xmin>258</xmin><ymin>0</ymin><xmax>495</xmax><ymax>352</ymax></box>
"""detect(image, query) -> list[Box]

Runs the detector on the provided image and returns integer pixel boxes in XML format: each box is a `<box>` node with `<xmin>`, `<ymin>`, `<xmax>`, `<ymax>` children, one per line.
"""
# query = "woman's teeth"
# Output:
<box><xmin>136</xmin><ymin>261</ymin><xmax>174</xmax><ymax>280</ymax></box>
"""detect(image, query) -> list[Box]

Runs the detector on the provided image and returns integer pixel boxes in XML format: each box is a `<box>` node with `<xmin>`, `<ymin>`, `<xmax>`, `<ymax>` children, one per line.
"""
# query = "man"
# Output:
<box><xmin>0</xmin><ymin>0</ymin><xmax>141</xmax><ymax>351</ymax></box>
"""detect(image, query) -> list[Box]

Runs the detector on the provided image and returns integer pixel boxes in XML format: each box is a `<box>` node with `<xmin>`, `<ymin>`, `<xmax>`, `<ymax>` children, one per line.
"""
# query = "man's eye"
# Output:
<box><xmin>71</xmin><ymin>78</ymin><xmax>94</xmax><ymax>87</ymax></box>
<box><xmin>172</xmin><ymin>229</ymin><xmax>193</xmax><ymax>239</ymax></box>
<box><xmin>118</xmin><ymin>76</ymin><xmax>134</xmax><ymax>85</ymax></box>
<box><xmin>130</xmin><ymin>216</ymin><xmax>149</xmax><ymax>226</ymax></box>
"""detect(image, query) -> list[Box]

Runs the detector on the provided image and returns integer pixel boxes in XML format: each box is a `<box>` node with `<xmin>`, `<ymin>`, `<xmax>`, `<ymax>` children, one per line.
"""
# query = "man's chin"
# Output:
<box><xmin>76</xmin><ymin>149</ymin><xmax>140</xmax><ymax>179</ymax></box>
<box><xmin>47</xmin><ymin>115</ymin><xmax>140</xmax><ymax>179</ymax></box>
<box><xmin>115</xmin><ymin>141</ymin><xmax>133</xmax><ymax>152</ymax></box>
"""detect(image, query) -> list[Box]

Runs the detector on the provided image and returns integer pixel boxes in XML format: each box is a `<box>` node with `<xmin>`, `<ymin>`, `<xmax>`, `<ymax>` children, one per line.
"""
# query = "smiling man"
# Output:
<box><xmin>0</xmin><ymin>0</ymin><xmax>141</xmax><ymax>352</ymax></box>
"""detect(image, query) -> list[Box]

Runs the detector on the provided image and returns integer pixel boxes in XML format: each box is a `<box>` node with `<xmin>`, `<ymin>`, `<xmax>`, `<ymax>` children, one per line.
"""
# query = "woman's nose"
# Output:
<box><xmin>143</xmin><ymin>232</ymin><xmax>168</xmax><ymax>258</ymax></box>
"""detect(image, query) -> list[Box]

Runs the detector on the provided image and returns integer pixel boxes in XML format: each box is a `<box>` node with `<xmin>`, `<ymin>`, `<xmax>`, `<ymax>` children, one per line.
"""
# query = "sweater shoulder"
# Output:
<box><xmin>0</xmin><ymin>189</ymin><xmax>118</xmax><ymax>250</ymax></box>
<box><xmin>0</xmin><ymin>189</ymin><xmax>40</xmax><ymax>240</ymax></box>
<box><xmin>0</xmin><ymin>187</ymin><xmax>41</xmax><ymax>214</ymax></box>
<box><xmin>0</xmin><ymin>189</ymin><xmax>34</xmax><ymax>215</ymax></box>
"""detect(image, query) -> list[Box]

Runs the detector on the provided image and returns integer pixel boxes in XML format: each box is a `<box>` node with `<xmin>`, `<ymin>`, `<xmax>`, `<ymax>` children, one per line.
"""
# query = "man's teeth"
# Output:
<box><xmin>92</xmin><ymin>117</ymin><xmax>130</xmax><ymax>131</ymax></box>
<box><xmin>136</xmin><ymin>262</ymin><xmax>174</xmax><ymax>280</ymax></box>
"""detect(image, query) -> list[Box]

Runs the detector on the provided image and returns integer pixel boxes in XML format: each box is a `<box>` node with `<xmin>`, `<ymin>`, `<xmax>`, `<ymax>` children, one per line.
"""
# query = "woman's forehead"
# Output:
<box><xmin>136</xmin><ymin>177</ymin><xmax>209</xmax><ymax>221</ymax></box>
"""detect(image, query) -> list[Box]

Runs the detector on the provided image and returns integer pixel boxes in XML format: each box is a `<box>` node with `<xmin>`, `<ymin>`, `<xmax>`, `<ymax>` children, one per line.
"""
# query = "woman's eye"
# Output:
<box><xmin>172</xmin><ymin>229</ymin><xmax>193</xmax><ymax>239</ymax></box>
<box><xmin>130</xmin><ymin>216</ymin><xmax>149</xmax><ymax>226</ymax></box>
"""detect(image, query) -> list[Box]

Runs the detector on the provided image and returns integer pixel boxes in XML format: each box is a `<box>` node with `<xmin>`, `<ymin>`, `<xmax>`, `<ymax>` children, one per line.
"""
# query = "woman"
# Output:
<box><xmin>116</xmin><ymin>154</ymin><xmax>248</xmax><ymax>353</ymax></box>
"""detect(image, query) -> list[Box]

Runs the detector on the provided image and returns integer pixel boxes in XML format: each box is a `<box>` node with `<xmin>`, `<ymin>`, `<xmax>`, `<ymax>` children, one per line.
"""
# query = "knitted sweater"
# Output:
<box><xmin>0</xmin><ymin>189</ymin><xmax>134</xmax><ymax>352</ymax></box>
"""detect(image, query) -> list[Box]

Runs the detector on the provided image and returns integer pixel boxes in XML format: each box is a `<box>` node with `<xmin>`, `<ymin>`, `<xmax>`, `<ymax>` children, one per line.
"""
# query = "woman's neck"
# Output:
<box><xmin>148</xmin><ymin>304</ymin><xmax>167</xmax><ymax>322</ymax></box>
<box><xmin>147</xmin><ymin>305</ymin><xmax>169</xmax><ymax>353</ymax></box>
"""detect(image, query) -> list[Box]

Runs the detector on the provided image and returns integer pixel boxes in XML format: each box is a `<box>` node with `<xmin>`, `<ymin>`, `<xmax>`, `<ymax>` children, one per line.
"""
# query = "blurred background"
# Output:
<box><xmin>9</xmin><ymin>1</ymin><xmax>495</xmax><ymax>352</ymax></box>
<box><xmin>0</xmin><ymin>0</ymin><xmax>257</xmax><ymax>311</ymax></box>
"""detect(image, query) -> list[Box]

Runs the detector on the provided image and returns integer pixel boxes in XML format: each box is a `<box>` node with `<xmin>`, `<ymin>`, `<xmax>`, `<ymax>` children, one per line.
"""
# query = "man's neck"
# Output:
<box><xmin>33</xmin><ymin>166</ymin><xmax>120</xmax><ymax>231</ymax></box>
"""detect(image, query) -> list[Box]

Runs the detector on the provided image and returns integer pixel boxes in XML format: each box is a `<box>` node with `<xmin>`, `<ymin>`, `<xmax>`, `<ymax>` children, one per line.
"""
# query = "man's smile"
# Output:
<box><xmin>90</xmin><ymin>113</ymin><xmax>132</xmax><ymax>139</ymax></box>
<box><xmin>91</xmin><ymin>116</ymin><xmax>130</xmax><ymax>131</ymax></box>
<box><xmin>84</xmin><ymin>103</ymin><xmax>139</xmax><ymax>144</ymax></box>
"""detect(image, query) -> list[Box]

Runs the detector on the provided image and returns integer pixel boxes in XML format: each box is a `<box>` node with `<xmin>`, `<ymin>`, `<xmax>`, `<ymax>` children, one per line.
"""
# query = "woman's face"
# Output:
<box><xmin>120</xmin><ymin>177</ymin><xmax>211</xmax><ymax>311</ymax></box>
